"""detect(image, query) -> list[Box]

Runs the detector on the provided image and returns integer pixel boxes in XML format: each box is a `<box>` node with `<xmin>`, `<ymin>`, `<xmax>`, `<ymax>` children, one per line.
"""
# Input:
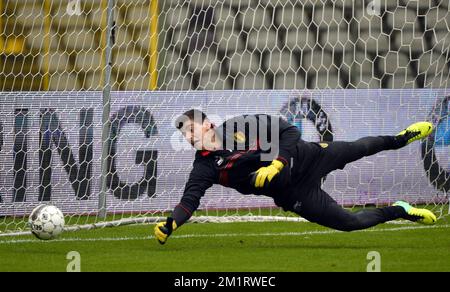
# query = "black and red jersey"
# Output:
<box><xmin>172</xmin><ymin>114</ymin><xmax>320</xmax><ymax>226</ymax></box>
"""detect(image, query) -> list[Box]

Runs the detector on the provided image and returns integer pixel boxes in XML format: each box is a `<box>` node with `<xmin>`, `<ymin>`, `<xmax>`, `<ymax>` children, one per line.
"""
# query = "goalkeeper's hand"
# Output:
<box><xmin>250</xmin><ymin>159</ymin><xmax>285</xmax><ymax>188</ymax></box>
<box><xmin>154</xmin><ymin>217</ymin><xmax>177</xmax><ymax>245</ymax></box>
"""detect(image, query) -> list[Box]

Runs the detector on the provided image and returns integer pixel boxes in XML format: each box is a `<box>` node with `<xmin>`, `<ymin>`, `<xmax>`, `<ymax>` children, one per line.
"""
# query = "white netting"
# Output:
<box><xmin>1</xmin><ymin>0</ymin><xmax>449</xmax><ymax>90</ymax></box>
<box><xmin>0</xmin><ymin>0</ymin><xmax>449</xmax><ymax>234</ymax></box>
<box><xmin>159</xmin><ymin>0</ymin><xmax>450</xmax><ymax>90</ymax></box>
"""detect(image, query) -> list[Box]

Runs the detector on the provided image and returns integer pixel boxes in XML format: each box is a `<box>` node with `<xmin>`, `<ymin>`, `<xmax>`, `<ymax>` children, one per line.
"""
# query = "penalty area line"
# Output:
<box><xmin>0</xmin><ymin>224</ymin><xmax>449</xmax><ymax>245</ymax></box>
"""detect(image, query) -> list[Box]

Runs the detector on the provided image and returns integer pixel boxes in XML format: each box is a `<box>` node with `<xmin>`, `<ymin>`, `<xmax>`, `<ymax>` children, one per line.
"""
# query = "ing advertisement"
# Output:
<box><xmin>0</xmin><ymin>90</ymin><xmax>448</xmax><ymax>216</ymax></box>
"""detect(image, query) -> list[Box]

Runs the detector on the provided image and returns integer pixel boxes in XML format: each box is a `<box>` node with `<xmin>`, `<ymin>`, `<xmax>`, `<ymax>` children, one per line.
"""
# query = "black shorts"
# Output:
<box><xmin>274</xmin><ymin>180</ymin><xmax>339</xmax><ymax>224</ymax></box>
<box><xmin>275</xmin><ymin>137</ymin><xmax>393</xmax><ymax>224</ymax></box>
<box><xmin>299</xmin><ymin>141</ymin><xmax>369</xmax><ymax>185</ymax></box>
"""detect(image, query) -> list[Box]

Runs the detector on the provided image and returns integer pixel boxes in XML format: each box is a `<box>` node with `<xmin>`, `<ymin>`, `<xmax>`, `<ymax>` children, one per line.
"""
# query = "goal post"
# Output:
<box><xmin>0</xmin><ymin>0</ymin><xmax>449</xmax><ymax>235</ymax></box>
<box><xmin>98</xmin><ymin>0</ymin><xmax>115</xmax><ymax>219</ymax></box>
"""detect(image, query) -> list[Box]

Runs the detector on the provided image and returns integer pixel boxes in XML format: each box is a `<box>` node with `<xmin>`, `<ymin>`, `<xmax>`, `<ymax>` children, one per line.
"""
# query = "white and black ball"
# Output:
<box><xmin>28</xmin><ymin>205</ymin><xmax>65</xmax><ymax>240</ymax></box>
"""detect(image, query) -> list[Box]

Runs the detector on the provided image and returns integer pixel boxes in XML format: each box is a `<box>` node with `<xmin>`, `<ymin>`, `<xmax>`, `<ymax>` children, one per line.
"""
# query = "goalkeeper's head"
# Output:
<box><xmin>175</xmin><ymin>109</ymin><xmax>219</xmax><ymax>151</ymax></box>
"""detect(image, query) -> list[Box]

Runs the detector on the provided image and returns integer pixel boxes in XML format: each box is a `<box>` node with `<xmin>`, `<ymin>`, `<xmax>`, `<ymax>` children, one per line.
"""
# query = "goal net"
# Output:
<box><xmin>0</xmin><ymin>0</ymin><xmax>449</xmax><ymax>235</ymax></box>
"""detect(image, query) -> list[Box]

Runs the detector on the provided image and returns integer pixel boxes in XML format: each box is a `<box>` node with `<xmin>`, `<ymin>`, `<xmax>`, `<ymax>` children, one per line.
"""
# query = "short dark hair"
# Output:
<box><xmin>175</xmin><ymin>109</ymin><xmax>208</xmax><ymax>130</ymax></box>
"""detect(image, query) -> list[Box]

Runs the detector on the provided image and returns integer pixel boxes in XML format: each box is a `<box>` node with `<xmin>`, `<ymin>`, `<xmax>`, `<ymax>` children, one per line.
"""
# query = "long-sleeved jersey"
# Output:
<box><xmin>171</xmin><ymin>114</ymin><xmax>320</xmax><ymax>226</ymax></box>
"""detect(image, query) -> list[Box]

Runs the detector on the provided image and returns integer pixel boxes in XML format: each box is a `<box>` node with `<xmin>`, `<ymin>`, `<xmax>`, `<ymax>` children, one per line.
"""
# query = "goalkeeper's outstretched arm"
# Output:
<box><xmin>154</xmin><ymin>157</ymin><xmax>216</xmax><ymax>244</ymax></box>
<box><xmin>172</xmin><ymin>158</ymin><xmax>216</xmax><ymax>226</ymax></box>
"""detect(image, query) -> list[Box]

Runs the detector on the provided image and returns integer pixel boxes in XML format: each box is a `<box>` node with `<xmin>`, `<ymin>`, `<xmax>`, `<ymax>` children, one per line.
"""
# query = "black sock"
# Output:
<box><xmin>381</xmin><ymin>206</ymin><xmax>408</xmax><ymax>220</ymax></box>
<box><xmin>389</xmin><ymin>135</ymin><xmax>408</xmax><ymax>149</ymax></box>
<box><xmin>373</xmin><ymin>135</ymin><xmax>407</xmax><ymax>150</ymax></box>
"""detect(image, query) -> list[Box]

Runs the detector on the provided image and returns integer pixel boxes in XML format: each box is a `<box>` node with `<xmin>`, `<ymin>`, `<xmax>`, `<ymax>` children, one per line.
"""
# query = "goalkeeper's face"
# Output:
<box><xmin>180</xmin><ymin>119</ymin><xmax>218</xmax><ymax>151</ymax></box>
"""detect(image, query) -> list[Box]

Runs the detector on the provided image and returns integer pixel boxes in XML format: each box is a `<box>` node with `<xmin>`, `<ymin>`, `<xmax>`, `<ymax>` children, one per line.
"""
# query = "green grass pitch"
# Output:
<box><xmin>1</xmin><ymin>219</ymin><xmax>450</xmax><ymax>272</ymax></box>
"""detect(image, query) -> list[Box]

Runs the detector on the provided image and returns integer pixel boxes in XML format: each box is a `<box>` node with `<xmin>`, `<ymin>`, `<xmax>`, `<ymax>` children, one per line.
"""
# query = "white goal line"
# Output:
<box><xmin>0</xmin><ymin>214</ymin><xmax>444</xmax><ymax>238</ymax></box>
<box><xmin>0</xmin><ymin>216</ymin><xmax>306</xmax><ymax>237</ymax></box>
<box><xmin>0</xmin><ymin>224</ymin><xmax>449</xmax><ymax>245</ymax></box>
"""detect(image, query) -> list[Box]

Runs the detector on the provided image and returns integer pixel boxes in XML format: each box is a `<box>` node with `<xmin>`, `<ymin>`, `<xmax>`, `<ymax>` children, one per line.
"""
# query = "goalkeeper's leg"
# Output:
<box><xmin>283</xmin><ymin>184</ymin><xmax>405</xmax><ymax>231</ymax></box>
<box><xmin>278</xmin><ymin>184</ymin><xmax>436</xmax><ymax>232</ymax></box>
<box><xmin>309</xmin><ymin>122</ymin><xmax>433</xmax><ymax>180</ymax></box>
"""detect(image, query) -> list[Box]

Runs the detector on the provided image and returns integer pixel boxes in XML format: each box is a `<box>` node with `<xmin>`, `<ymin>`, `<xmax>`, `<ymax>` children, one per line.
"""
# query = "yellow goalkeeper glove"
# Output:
<box><xmin>251</xmin><ymin>159</ymin><xmax>285</xmax><ymax>188</ymax></box>
<box><xmin>154</xmin><ymin>217</ymin><xmax>177</xmax><ymax>245</ymax></box>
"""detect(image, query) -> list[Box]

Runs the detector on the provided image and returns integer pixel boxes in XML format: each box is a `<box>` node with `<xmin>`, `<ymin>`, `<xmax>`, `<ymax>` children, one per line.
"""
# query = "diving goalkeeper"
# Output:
<box><xmin>154</xmin><ymin>109</ymin><xmax>437</xmax><ymax>244</ymax></box>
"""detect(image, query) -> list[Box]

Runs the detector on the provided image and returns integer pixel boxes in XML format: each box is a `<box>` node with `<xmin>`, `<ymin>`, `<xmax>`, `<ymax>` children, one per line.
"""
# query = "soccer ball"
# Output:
<box><xmin>28</xmin><ymin>205</ymin><xmax>65</xmax><ymax>240</ymax></box>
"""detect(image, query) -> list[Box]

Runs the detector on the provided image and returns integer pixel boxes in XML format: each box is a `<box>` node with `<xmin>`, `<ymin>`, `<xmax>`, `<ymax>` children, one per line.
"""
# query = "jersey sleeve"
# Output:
<box><xmin>171</xmin><ymin>157</ymin><xmax>217</xmax><ymax>227</ymax></box>
<box><xmin>250</xmin><ymin>114</ymin><xmax>300</xmax><ymax>166</ymax></box>
<box><xmin>275</xmin><ymin>116</ymin><xmax>300</xmax><ymax>166</ymax></box>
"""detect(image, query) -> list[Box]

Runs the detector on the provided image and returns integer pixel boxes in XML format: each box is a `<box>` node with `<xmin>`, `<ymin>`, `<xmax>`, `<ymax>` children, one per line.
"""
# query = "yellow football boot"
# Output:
<box><xmin>393</xmin><ymin>201</ymin><xmax>437</xmax><ymax>225</ymax></box>
<box><xmin>396</xmin><ymin>122</ymin><xmax>433</xmax><ymax>145</ymax></box>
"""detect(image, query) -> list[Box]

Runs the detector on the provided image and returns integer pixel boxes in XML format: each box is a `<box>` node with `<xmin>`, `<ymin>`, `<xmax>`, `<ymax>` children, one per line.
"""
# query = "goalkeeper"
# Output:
<box><xmin>155</xmin><ymin>109</ymin><xmax>437</xmax><ymax>244</ymax></box>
